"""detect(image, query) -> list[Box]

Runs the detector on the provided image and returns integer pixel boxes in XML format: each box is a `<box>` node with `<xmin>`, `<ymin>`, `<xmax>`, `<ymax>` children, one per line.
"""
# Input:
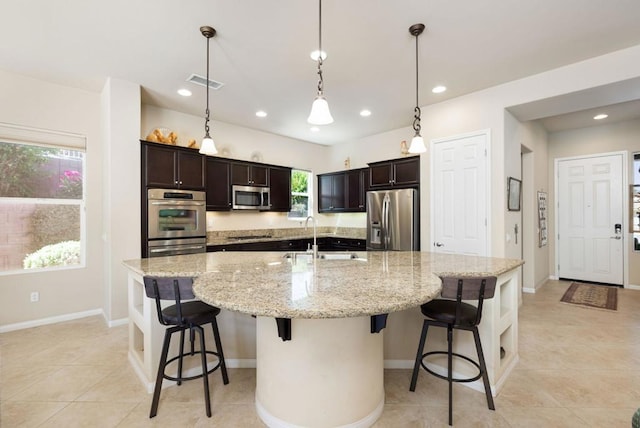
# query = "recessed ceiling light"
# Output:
<box><xmin>310</xmin><ymin>50</ymin><xmax>327</xmax><ymax>61</ymax></box>
<box><xmin>310</xmin><ymin>127</ymin><xmax>320</xmax><ymax>133</ymax></box>
<box><xmin>360</xmin><ymin>109</ymin><xmax>372</xmax><ymax>117</ymax></box>
<box><xmin>177</xmin><ymin>88</ymin><xmax>192</xmax><ymax>97</ymax></box>
<box><xmin>593</xmin><ymin>113</ymin><xmax>608</xmax><ymax>120</ymax></box>
<box><xmin>432</xmin><ymin>85</ymin><xmax>447</xmax><ymax>94</ymax></box>
<box><xmin>256</xmin><ymin>110</ymin><xmax>267</xmax><ymax>118</ymax></box>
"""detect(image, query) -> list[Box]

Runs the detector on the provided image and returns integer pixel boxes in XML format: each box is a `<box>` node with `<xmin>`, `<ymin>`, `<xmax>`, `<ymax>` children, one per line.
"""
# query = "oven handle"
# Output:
<box><xmin>150</xmin><ymin>201</ymin><xmax>205</xmax><ymax>206</ymax></box>
<box><xmin>149</xmin><ymin>245</ymin><xmax>206</xmax><ymax>254</ymax></box>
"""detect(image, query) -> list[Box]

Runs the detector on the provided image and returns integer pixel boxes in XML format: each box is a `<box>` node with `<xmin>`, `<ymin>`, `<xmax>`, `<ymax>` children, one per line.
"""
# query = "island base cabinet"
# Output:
<box><xmin>255</xmin><ymin>316</ymin><xmax>385</xmax><ymax>428</ymax></box>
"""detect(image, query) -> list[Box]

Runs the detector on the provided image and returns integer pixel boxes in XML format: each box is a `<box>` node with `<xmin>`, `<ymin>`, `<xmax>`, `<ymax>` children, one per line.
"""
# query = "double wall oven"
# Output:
<box><xmin>147</xmin><ymin>188</ymin><xmax>207</xmax><ymax>257</ymax></box>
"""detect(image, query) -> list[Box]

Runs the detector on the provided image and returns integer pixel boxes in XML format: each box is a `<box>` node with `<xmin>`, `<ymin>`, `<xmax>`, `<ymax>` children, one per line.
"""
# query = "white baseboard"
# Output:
<box><xmin>384</xmin><ymin>360</ymin><xmax>414</xmax><ymax>369</ymax></box>
<box><xmin>0</xmin><ymin>309</ymin><xmax>103</xmax><ymax>333</ymax></box>
<box><xmin>107</xmin><ymin>317</ymin><xmax>129</xmax><ymax>328</ymax></box>
<box><xmin>626</xmin><ymin>284</ymin><xmax>640</xmax><ymax>290</ymax></box>
<box><xmin>522</xmin><ymin>287</ymin><xmax>536</xmax><ymax>294</ymax></box>
<box><xmin>226</xmin><ymin>358</ymin><xmax>257</xmax><ymax>368</ymax></box>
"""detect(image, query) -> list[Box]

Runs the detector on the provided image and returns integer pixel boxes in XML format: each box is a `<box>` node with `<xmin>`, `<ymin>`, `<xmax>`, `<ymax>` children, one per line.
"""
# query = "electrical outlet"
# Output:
<box><xmin>30</xmin><ymin>291</ymin><xmax>39</xmax><ymax>302</ymax></box>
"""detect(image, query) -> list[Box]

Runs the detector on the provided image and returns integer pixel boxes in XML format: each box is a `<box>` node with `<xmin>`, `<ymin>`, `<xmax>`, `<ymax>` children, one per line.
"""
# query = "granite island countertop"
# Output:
<box><xmin>123</xmin><ymin>251</ymin><xmax>523</xmax><ymax>319</ymax></box>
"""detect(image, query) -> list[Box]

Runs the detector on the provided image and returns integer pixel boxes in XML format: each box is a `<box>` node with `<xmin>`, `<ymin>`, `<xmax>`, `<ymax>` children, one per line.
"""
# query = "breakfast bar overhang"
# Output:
<box><xmin>124</xmin><ymin>251</ymin><xmax>523</xmax><ymax>427</ymax></box>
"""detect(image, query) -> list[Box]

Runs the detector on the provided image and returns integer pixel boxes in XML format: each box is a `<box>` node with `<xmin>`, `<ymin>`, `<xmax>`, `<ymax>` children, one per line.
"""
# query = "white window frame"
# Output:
<box><xmin>288</xmin><ymin>169</ymin><xmax>313</xmax><ymax>220</ymax></box>
<box><xmin>0</xmin><ymin>123</ymin><xmax>86</xmax><ymax>275</ymax></box>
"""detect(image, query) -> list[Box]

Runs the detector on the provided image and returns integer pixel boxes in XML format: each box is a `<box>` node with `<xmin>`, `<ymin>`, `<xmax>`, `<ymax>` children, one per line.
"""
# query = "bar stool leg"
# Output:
<box><xmin>177</xmin><ymin>329</ymin><xmax>185</xmax><ymax>386</ymax></box>
<box><xmin>472</xmin><ymin>326</ymin><xmax>495</xmax><ymax>410</ymax></box>
<box><xmin>447</xmin><ymin>324</ymin><xmax>453</xmax><ymax>426</ymax></box>
<box><xmin>410</xmin><ymin>320</ymin><xmax>429</xmax><ymax>391</ymax></box>
<box><xmin>211</xmin><ymin>319</ymin><xmax>229</xmax><ymax>384</ymax></box>
<box><xmin>196</xmin><ymin>325</ymin><xmax>212</xmax><ymax>417</ymax></box>
<box><xmin>150</xmin><ymin>329</ymin><xmax>173</xmax><ymax>418</ymax></box>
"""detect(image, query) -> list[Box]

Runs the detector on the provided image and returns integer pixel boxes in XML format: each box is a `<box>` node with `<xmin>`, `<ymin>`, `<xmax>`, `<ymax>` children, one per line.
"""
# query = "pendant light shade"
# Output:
<box><xmin>199</xmin><ymin>26</ymin><xmax>218</xmax><ymax>156</ymax></box>
<box><xmin>409</xmin><ymin>134</ymin><xmax>426</xmax><ymax>154</ymax></box>
<box><xmin>308</xmin><ymin>0</ymin><xmax>334</xmax><ymax>125</ymax></box>
<box><xmin>308</xmin><ymin>95</ymin><xmax>333</xmax><ymax>125</ymax></box>
<box><xmin>408</xmin><ymin>23</ymin><xmax>426</xmax><ymax>154</ymax></box>
<box><xmin>200</xmin><ymin>136</ymin><xmax>216</xmax><ymax>155</ymax></box>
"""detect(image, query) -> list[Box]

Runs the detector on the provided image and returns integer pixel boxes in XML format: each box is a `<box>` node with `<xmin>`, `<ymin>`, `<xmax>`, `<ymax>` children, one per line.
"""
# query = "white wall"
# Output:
<box><xmin>548</xmin><ymin>119</ymin><xmax>640</xmax><ymax>286</ymax></box>
<box><xmin>101</xmin><ymin>78</ymin><xmax>141</xmax><ymax>322</ymax></box>
<box><xmin>0</xmin><ymin>69</ymin><xmax>104</xmax><ymax>326</ymax></box>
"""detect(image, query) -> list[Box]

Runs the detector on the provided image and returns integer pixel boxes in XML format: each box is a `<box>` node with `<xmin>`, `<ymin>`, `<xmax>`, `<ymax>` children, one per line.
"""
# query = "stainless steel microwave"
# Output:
<box><xmin>232</xmin><ymin>185</ymin><xmax>270</xmax><ymax>210</ymax></box>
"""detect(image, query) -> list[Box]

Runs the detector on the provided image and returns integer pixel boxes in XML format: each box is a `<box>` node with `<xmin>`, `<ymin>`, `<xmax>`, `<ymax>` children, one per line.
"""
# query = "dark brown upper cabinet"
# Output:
<box><xmin>368</xmin><ymin>156</ymin><xmax>420</xmax><ymax>189</ymax></box>
<box><xmin>142</xmin><ymin>141</ymin><xmax>205</xmax><ymax>190</ymax></box>
<box><xmin>268</xmin><ymin>166</ymin><xmax>292</xmax><ymax>212</ymax></box>
<box><xmin>318</xmin><ymin>168</ymin><xmax>367</xmax><ymax>213</ymax></box>
<box><xmin>205</xmin><ymin>157</ymin><xmax>231</xmax><ymax>211</ymax></box>
<box><xmin>231</xmin><ymin>162</ymin><xmax>269</xmax><ymax>187</ymax></box>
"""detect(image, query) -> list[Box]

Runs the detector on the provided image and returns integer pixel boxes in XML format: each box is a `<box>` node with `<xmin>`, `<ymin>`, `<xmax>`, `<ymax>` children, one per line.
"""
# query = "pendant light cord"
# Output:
<box><xmin>316</xmin><ymin>0</ymin><xmax>324</xmax><ymax>95</ymax></box>
<box><xmin>204</xmin><ymin>35</ymin><xmax>211</xmax><ymax>137</ymax></box>
<box><xmin>413</xmin><ymin>31</ymin><xmax>421</xmax><ymax>134</ymax></box>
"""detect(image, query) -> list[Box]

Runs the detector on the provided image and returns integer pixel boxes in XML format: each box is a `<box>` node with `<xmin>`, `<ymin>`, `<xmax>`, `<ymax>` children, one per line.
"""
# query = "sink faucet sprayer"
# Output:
<box><xmin>305</xmin><ymin>215</ymin><xmax>318</xmax><ymax>258</ymax></box>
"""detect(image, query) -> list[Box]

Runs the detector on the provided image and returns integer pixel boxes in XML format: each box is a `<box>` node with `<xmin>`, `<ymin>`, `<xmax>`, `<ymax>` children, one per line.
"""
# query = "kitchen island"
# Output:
<box><xmin>124</xmin><ymin>251</ymin><xmax>522</xmax><ymax>428</ymax></box>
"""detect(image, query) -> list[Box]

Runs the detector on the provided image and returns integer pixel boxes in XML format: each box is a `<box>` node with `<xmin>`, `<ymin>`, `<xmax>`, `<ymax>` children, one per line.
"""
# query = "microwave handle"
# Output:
<box><xmin>263</xmin><ymin>192</ymin><xmax>270</xmax><ymax>208</ymax></box>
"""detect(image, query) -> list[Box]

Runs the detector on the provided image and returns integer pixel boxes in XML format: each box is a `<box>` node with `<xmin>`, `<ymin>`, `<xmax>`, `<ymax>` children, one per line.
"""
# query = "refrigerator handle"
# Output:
<box><xmin>382</xmin><ymin>194</ymin><xmax>390</xmax><ymax>250</ymax></box>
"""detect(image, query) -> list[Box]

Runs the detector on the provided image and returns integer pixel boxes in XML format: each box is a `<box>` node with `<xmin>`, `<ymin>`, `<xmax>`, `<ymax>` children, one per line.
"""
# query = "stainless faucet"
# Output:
<box><xmin>305</xmin><ymin>215</ymin><xmax>318</xmax><ymax>258</ymax></box>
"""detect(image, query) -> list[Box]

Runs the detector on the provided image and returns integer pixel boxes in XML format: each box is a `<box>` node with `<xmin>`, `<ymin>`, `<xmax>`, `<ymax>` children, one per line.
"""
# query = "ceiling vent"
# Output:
<box><xmin>186</xmin><ymin>73</ymin><xmax>224</xmax><ymax>90</ymax></box>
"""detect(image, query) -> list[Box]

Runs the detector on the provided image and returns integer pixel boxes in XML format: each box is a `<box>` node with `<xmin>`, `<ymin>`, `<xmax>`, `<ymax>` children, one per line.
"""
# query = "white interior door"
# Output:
<box><xmin>557</xmin><ymin>154</ymin><xmax>624</xmax><ymax>285</ymax></box>
<box><xmin>431</xmin><ymin>131</ymin><xmax>488</xmax><ymax>256</ymax></box>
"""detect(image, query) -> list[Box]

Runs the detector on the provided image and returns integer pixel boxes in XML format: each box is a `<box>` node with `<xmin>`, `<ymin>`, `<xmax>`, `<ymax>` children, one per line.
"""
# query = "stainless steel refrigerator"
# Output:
<box><xmin>366</xmin><ymin>188</ymin><xmax>419</xmax><ymax>250</ymax></box>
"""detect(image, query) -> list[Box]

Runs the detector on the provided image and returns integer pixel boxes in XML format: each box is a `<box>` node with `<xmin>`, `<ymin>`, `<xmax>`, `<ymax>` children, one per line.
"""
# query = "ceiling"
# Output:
<box><xmin>2</xmin><ymin>1</ymin><xmax>640</xmax><ymax>145</ymax></box>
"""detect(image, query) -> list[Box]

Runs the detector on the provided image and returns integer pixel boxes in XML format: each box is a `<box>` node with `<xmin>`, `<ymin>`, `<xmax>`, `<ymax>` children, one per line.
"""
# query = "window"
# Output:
<box><xmin>0</xmin><ymin>124</ymin><xmax>85</xmax><ymax>274</ymax></box>
<box><xmin>289</xmin><ymin>169</ymin><xmax>312</xmax><ymax>219</ymax></box>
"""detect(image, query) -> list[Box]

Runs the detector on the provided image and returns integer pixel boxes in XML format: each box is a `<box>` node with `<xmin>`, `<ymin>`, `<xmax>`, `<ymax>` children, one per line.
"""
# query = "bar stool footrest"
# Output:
<box><xmin>163</xmin><ymin>350</ymin><xmax>223</xmax><ymax>383</ymax></box>
<box><xmin>420</xmin><ymin>351</ymin><xmax>483</xmax><ymax>383</ymax></box>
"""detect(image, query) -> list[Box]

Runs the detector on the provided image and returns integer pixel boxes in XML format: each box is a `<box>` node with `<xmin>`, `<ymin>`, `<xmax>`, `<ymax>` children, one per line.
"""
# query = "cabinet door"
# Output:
<box><xmin>346</xmin><ymin>169</ymin><xmax>365</xmax><ymax>211</ymax></box>
<box><xmin>393</xmin><ymin>157</ymin><xmax>420</xmax><ymax>186</ymax></box>
<box><xmin>145</xmin><ymin>145</ymin><xmax>177</xmax><ymax>188</ymax></box>
<box><xmin>177</xmin><ymin>151</ymin><xmax>206</xmax><ymax>189</ymax></box>
<box><xmin>369</xmin><ymin>163</ymin><xmax>392</xmax><ymax>188</ymax></box>
<box><xmin>318</xmin><ymin>173</ymin><xmax>347</xmax><ymax>212</ymax></box>
<box><xmin>269</xmin><ymin>167</ymin><xmax>292</xmax><ymax>212</ymax></box>
<box><xmin>231</xmin><ymin>163</ymin><xmax>251</xmax><ymax>185</ymax></box>
<box><xmin>331</xmin><ymin>173</ymin><xmax>346</xmax><ymax>210</ymax></box>
<box><xmin>318</xmin><ymin>174</ymin><xmax>334</xmax><ymax>212</ymax></box>
<box><xmin>250</xmin><ymin>165</ymin><xmax>269</xmax><ymax>186</ymax></box>
<box><xmin>206</xmin><ymin>158</ymin><xmax>231</xmax><ymax>210</ymax></box>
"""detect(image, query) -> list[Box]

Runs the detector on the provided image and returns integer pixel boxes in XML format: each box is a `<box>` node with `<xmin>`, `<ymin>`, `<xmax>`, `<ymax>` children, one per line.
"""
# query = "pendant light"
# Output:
<box><xmin>199</xmin><ymin>25</ymin><xmax>218</xmax><ymax>155</ymax></box>
<box><xmin>307</xmin><ymin>0</ymin><xmax>334</xmax><ymax>125</ymax></box>
<box><xmin>408</xmin><ymin>23</ymin><xmax>426</xmax><ymax>154</ymax></box>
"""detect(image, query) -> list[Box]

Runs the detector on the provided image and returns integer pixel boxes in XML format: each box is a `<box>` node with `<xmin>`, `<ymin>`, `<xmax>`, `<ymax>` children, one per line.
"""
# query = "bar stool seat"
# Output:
<box><xmin>143</xmin><ymin>276</ymin><xmax>229</xmax><ymax>418</ymax></box>
<box><xmin>409</xmin><ymin>276</ymin><xmax>497</xmax><ymax>426</ymax></box>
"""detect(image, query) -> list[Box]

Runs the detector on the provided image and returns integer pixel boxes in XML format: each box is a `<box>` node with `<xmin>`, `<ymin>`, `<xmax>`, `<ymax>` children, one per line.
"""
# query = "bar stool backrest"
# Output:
<box><xmin>143</xmin><ymin>276</ymin><xmax>195</xmax><ymax>326</ymax></box>
<box><xmin>439</xmin><ymin>276</ymin><xmax>497</xmax><ymax>326</ymax></box>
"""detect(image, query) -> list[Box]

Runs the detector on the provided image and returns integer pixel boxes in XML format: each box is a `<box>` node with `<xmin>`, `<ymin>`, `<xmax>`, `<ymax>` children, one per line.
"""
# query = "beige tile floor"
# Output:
<box><xmin>1</xmin><ymin>279</ymin><xmax>639</xmax><ymax>427</ymax></box>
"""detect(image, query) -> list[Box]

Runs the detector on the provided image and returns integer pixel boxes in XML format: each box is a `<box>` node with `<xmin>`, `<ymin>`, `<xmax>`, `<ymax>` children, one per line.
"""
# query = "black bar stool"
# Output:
<box><xmin>143</xmin><ymin>276</ymin><xmax>229</xmax><ymax>418</ymax></box>
<box><xmin>409</xmin><ymin>276</ymin><xmax>497</xmax><ymax>426</ymax></box>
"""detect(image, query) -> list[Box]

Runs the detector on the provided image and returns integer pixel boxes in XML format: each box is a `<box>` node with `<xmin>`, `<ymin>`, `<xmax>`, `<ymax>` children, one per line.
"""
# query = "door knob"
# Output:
<box><xmin>610</xmin><ymin>236</ymin><xmax>622</xmax><ymax>240</ymax></box>
<box><xmin>434</xmin><ymin>242</ymin><xmax>444</xmax><ymax>247</ymax></box>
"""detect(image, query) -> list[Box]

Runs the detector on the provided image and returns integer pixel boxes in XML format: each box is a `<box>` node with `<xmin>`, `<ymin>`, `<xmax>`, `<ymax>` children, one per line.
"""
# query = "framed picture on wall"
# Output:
<box><xmin>507</xmin><ymin>177</ymin><xmax>521</xmax><ymax>211</ymax></box>
<box><xmin>537</xmin><ymin>191</ymin><xmax>548</xmax><ymax>247</ymax></box>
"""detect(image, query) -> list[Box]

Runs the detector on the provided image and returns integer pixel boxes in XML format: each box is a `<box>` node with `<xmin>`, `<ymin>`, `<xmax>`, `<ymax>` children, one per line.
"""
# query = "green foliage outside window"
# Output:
<box><xmin>290</xmin><ymin>170</ymin><xmax>310</xmax><ymax>218</ymax></box>
<box><xmin>0</xmin><ymin>142</ymin><xmax>51</xmax><ymax>197</ymax></box>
